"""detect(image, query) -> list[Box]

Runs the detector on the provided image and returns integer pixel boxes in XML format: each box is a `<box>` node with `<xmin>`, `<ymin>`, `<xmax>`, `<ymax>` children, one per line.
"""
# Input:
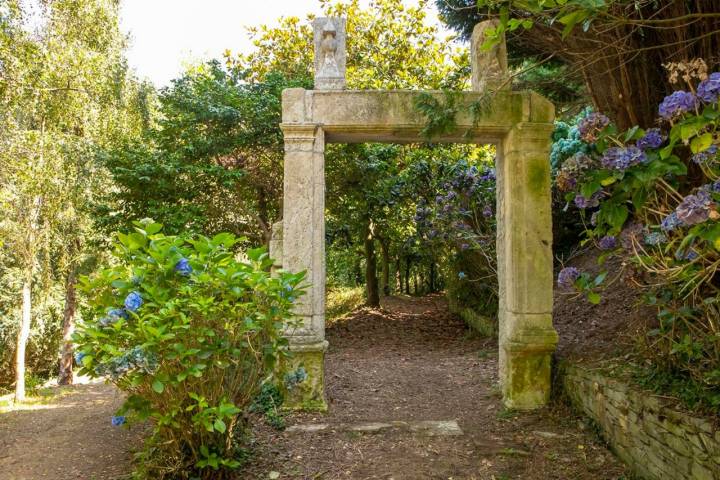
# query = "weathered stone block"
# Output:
<box><xmin>313</xmin><ymin>18</ymin><xmax>346</xmax><ymax>90</ymax></box>
<box><xmin>282</xmin><ymin>340</ymin><xmax>329</xmax><ymax>412</ymax></box>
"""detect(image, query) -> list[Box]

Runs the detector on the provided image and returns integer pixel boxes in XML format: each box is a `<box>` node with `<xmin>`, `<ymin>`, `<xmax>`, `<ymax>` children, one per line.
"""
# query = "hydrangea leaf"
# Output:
<box><xmin>690</xmin><ymin>133</ymin><xmax>713</xmax><ymax>154</ymax></box>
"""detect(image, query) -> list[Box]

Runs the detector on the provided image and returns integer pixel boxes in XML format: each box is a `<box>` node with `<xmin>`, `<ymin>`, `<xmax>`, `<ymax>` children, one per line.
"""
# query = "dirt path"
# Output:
<box><xmin>0</xmin><ymin>382</ymin><xmax>140</xmax><ymax>480</ymax></box>
<box><xmin>246</xmin><ymin>295</ymin><xmax>628</xmax><ymax>479</ymax></box>
<box><xmin>0</xmin><ymin>295</ymin><xmax>628</xmax><ymax>479</ymax></box>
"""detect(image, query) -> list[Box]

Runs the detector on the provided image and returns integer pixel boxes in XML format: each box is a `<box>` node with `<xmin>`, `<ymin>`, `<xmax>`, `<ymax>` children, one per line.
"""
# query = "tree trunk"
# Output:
<box><xmin>429</xmin><ymin>262</ymin><xmax>436</xmax><ymax>293</ymax></box>
<box><xmin>395</xmin><ymin>258</ymin><xmax>402</xmax><ymax>293</ymax></box>
<box><xmin>380</xmin><ymin>239</ymin><xmax>390</xmax><ymax>296</ymax></box>
<box><xmin>58</xmin><ymin>269</ymin><xmax>77</xmax><ymax>385</ymax></box>
<box><xmin>364</xmin><ymin>222</ymin><xmax>380</xmax><ymax>307</ymax></box>
<box><xmin>405</xmin><ymin>258</ymin><xmax>411</xmax><ymax>294</ymax></box>
<box><xmin>15</xmin><ymin>270</ymin><xmax>32</xmax><ymax>403</ymax></box>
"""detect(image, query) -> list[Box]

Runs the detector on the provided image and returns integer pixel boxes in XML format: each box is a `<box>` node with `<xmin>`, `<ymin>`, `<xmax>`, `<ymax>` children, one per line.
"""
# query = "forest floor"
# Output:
<box><xmin>0</xmin><ymin>294</ymin><xmax>629</xmax><ymax>480</ymax></box>
<box><xmin>0</xmin><ymin>381</ymin><xmax>141</xmax><ymax>480</ymax></box>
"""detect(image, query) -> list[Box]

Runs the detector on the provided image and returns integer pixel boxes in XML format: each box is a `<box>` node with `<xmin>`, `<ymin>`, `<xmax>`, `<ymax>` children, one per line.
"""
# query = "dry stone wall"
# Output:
<box><xmin>563</xmin><ymin>364</ymin><xmax>720</xmax><ymax>480</ymax></box>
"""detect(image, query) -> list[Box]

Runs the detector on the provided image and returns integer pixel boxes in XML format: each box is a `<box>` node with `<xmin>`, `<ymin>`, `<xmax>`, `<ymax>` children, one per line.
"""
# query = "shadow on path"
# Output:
<box><xmin>246</xmin><ymin>295</ymin><xmax>627</xmax><ymax>479</ymax></box>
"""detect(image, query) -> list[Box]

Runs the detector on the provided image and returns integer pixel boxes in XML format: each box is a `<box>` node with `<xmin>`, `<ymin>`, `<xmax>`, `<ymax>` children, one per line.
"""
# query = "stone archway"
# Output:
<box><xmin>270</xmin><ymin>18</ymin><xmax>557</xmax><ymax>412</ymax></box>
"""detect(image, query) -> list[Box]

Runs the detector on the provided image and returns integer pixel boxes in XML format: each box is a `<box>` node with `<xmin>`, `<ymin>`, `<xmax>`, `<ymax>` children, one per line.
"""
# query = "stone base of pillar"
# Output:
<box><xmin>282</xmin><ymin>340</ymin><xmax>329</xmax><ymax>412</ymax></box>
<box><xmin>499</xmin><ymin>320</ymin><xmax>558</xmax><ymax>410</ymax></box>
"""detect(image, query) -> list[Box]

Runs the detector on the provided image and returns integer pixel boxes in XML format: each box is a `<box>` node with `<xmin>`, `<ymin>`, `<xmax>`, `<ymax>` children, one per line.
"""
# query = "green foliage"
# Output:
<box><xmin>326</xmin><ymin>286</ymin><xmax>366</xmax><ymax>322</ymax></box>
<box><xmin>558</xmin><ymin>74</ymin><xmax>720</xmax><ymax>412</ymax></box>
<box><xmin>98</xmin><ymin>63</ymin><xmax>308</xmax><ymax>240</ymax></box>
<box><xmin>0</xmin><ymin>0</ymin><xmax>149</xmax><ymax>396</ymax></box>
<box><xmin>249</xmin><ymin>382</ymin><xmax>286</xmax><ymax>430</ymax></box>
<box><xmin>74</xmin><ymin>222</ymin><xmax>305</xmax><ymax>478</ymax></box>
<box><xmin>236</xmin><ymin>0</ymin><xmax>468</xmax><ymax>90</ymax></box>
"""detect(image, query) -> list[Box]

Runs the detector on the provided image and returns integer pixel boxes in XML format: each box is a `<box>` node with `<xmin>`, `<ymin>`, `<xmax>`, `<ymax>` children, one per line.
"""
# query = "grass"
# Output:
<box><xmin>0</xmin><ymin>385</ymin><xmax>73</xmax><ymax>414</ymax></box>
<box><xmin>326</xmin><ymin>286</ymin><xmax>365</xmax><ymax>323</ymax></box>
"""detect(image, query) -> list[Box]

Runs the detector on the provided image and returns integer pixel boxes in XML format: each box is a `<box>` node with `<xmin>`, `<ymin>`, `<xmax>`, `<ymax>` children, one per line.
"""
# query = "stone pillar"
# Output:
<box><xmin>496</xmin><ymin>122</ymin><xmax>558</xmax><ymax>409</ymax></box>
<box><xmin>280</xmin><ymin>122</ymin><xmax>328</xmax><ymax>411</ymax></box>
<box><xmin>470</xmin><ymin>20</ymin><xmax>509</xmax><ymax>92</ymax></box>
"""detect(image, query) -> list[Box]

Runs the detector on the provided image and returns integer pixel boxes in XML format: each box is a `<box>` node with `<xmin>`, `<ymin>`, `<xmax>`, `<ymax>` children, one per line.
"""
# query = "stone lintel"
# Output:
<box><xmin>281</xmin><ymin>89</ymin><xmax>554</xmax><ymax>144</ymax></box>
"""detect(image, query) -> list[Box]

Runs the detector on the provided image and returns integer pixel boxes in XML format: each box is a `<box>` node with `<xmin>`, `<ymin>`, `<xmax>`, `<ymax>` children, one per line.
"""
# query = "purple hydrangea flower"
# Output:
<box><xmin>598</xmin><ymin>236</ymin><xmax>617</xmax><ymax>250</ymax></box>
<box><xmin>124</xmin><ymin>291</ymin><xmax>143</xmax><ymax>313</ymax></box>
<box><xmin>601</xmin><ymin>146</ymin><xmax>647</xmax><ymax>171</ymax></box>
<box><xmin>174</xmin><ymin>258</ymin><xmax>192</xmax><ymax>276</ymax></box>
<box><xmin>636</xmin><ymin>128</ymin><xmax>664</xmax><ymax>150</ymax></box>
<box><xmin>661</xmin><ymin>212</ymin><xmax>682</xmax><ymax>232</ymax></box>
<box><xmin>111</xmin><ymin>416</ymin><xmax>126</xmax><ymax>427</ymax></box>
<box><xmin>675</xmin><ymin>190</ymin><xmax>713</xmax><ymax>226</ymax></box>
<box><xmin>691</xmin><ymin>144</ymin><xmax>718</xmax><ymax>164</ymax></box>
<box><xmin>482</xmin><ymin>205</ymin><xmax>493</xmax><ymax>218</ymax></box>
<box><xmin>557</xmin><ymin>267</ymin><xmax>580</xmax><ymax>290</ymax></box>
<box><xmin>644</xmin><ymin>232</ymin><xmax>667</xmax><ymax>246</ymax></box>
<box><xmin>697</xmin><ymin>72</ymin><xmax>720</xmax><ymax>104</ymax></box>
<box><xmin>578</xmin><ymin>112</ymin><xmax>610</xmax><ymax>142</ymax></box>
<box><xmin>658</xmin><ymin>90</ymin><xmax>697</xmax><ymax>119</ymax></box>
<box><xmin>574</xmin><ymin>192</ymin><xmax>601</xmax><ymax>209</ymax></box>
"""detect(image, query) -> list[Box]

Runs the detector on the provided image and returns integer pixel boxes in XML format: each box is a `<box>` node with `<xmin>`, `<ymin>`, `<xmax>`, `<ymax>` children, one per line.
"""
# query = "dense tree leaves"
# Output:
<box><xmin>98</xmin><ymin>63</ymin><xmax>309</xmax><ymax>242</ymax></box>
<box><xmin>436</xmin><ymin>0</ymin><xmax>720</xmax><ymax>128</ymax></box>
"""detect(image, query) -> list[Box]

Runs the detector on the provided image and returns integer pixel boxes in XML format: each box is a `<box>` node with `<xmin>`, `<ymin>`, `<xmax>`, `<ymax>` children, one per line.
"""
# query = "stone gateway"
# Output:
<box><xmin>271</xmin><ymin>19</ymin><xmax>558</xmax><ymax>411</ymax></box>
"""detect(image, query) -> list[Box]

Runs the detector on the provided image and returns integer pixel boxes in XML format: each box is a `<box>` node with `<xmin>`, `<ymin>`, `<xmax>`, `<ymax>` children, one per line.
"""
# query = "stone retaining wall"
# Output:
<box><xmin>563</xmin><ymin>364</ymin><xmax>720</xmax><ymax>480</ymax></box>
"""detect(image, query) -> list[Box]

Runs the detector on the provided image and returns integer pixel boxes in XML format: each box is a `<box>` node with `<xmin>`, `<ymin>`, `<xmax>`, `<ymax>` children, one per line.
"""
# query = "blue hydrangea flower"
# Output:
<box><xmin>691</xmin><ymin>144</ymin><xmax>718</xmax><ymax>164</ymax></box>
<box><xmin>601</xmin><ymin>146</ymin><xmax>647</xmax><ymax>171</ymax></box>
<box><xmin>661</xmin><ymin>212</ymin><xmax>682</xmax><ymax>232</ymax></box>
<box><xmin>574</xmin><ymin>192</ymin><xmax>601</xmax><ymax>209</ymax></box>
<box><xmin>675</xmin><ymin>249</ymin><xmax>699</xmax><ymax>262</ymax></box>
<box><xmin>74</xmin><ymin>352</ymin><xmax>86</xmax><ymax>365</ymax></box>
<box><xmin>109</xmin><ymin>308</ymin><xmax>128</xmax><ymax>319</ymax></box>
<box><xmin>124</xmin><ymin>291</ymin><xmax>143</xmax><ymax>313</ymax></box>
<box><xmin>111</xmin><ymin>416</ymin><xmax>126</xmax><ymax>426</ymax></box>
<box><xmin>598</xmin><ymin>236</ymin><xmax>617</xmax><ymax>250</ymax></box>
<box><xmin>284</xmin><ymin>367</ymin><xmax>308</xmax><ymax>390</ymax></box>
<box><xmin>636</xmin><ymin>128</ymin><xmax>664</xmax><ymax>150</ymax></box>
<box><xmin>98</xmin><ymin>308</ymin><xmax>128</xmax><ymax>327</ymax></box>
<box><xmin>174</xmin><ymin>258</ymin><xmax>193</xmax><ymax>276</ymax></box>
<box><xmin>658</xmin><ymin>91</ymin><xmax>697</xmax><ymax>119</ymax></box>
<box><xmin>644</xmin><ymin>232</ymin><xmax>667</xmax><ymax>246</ymax></box>
<box><xmin>458</xmin><ymin>271</ymin><xmax>466</xmax><ymax>280</ymax></box>
<box><xmin>697</xmin><ymin>72</ymin><xmax>720</xmax><ymax>104</ymax></box>
<box><xmin>557</xmin><ymin>267</ymin><xmax>580</xmax><ymax>290</ymax></box>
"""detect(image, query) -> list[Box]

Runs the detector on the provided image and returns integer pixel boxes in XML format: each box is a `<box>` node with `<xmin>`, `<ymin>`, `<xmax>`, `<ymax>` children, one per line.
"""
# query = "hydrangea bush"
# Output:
<box><xmin>413</xmin><ymin>158</ymin><xmax>499</xmax><ymax>318</ymax></box>
<box><xmin>74</xmin><ymin>221</ymin><xmax>304</xmax><ymax>478</ymax></box>
<box><xmin>556</xmin><ymin>70</ymin><xmax>720</xmax><ymax>409</ymax></box>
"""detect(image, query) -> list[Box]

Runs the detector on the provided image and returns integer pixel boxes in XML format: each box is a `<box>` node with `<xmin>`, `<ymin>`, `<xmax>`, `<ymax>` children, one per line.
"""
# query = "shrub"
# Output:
<box><xmin>557</xmin><ymin>67</ymin><xmax>720</xmax><ymax>410</ymax></box>
<box><xmin>74</xmin><ymin>221</ymin><xmax>305</xmax><ymax>479</ymax></box>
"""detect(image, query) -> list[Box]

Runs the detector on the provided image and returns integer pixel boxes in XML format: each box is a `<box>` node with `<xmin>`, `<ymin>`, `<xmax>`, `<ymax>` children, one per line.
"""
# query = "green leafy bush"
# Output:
<box><xmin>74</xmin><ymin>221</ymin><xmax>304</xmax><ymax>478</ymax></box>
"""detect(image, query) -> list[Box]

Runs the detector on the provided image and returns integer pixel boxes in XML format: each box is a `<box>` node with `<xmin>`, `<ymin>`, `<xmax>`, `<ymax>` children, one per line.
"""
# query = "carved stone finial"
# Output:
<box><xmin>471</xmin><ymin>20</ymin><xmax>509</xmax><ymax>92</ymax></box>
<box><xmin>313</xmin><ymin>17</ymin><xmax>346</xmax><ymax>90</ymax></box>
